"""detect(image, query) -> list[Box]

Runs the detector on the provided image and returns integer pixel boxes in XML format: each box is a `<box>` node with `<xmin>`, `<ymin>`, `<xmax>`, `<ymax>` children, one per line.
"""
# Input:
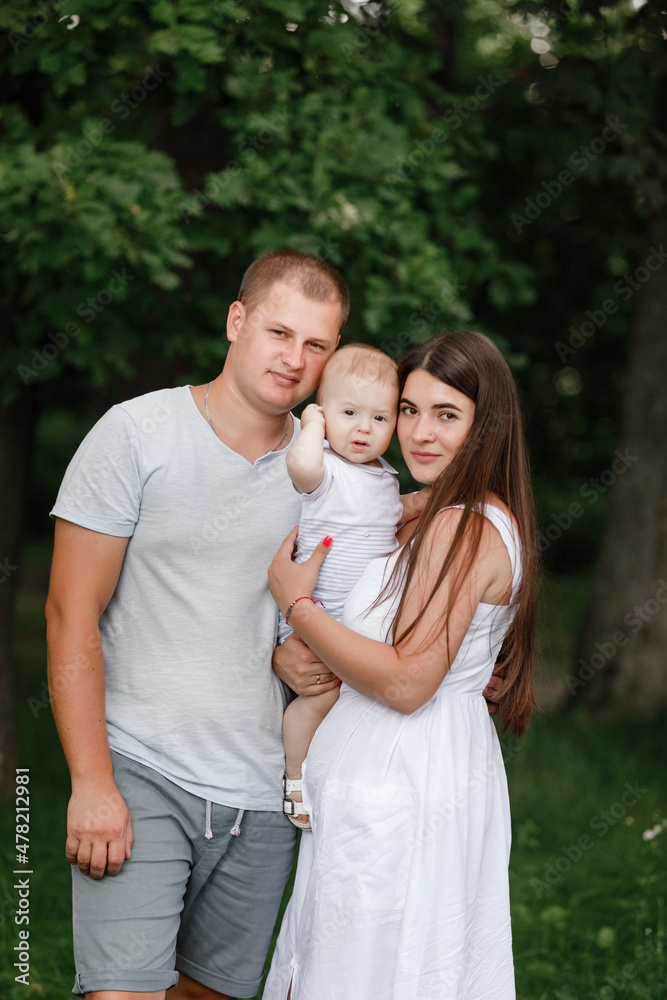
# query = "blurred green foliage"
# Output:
<box><xmin>1</xmin><ymin>0</ymin><xmax>665</xmax><ymax>571</ymax></box>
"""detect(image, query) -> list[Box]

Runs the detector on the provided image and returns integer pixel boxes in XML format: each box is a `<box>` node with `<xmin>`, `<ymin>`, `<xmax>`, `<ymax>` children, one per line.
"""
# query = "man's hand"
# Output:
<box><xmin>273</xmin><ymin>631</ymin><xmax>339</xmax><ymax>696</ymax></box>
<box><xmin>483</xmin><ymin>666</ymin><xmax>505</xmax><ymax>717</ymax></box>
<box><xmin>66</xmin><ymin>779</ymin><xmax>133</xmax><ymax>879</ymax></box>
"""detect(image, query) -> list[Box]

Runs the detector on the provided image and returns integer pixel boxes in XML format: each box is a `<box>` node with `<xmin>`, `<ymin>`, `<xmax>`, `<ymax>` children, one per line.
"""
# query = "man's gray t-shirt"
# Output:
<box><xmin>50</xmin><ymin>386</ymin><xmax>301</xmax><ymax>810</ymax></box>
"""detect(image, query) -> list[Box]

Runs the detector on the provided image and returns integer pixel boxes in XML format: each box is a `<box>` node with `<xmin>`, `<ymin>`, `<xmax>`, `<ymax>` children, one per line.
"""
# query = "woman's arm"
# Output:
<box><xmin>286</xmin><ymin>403</ymin><xmax>326</xmax><ymax>494</ymax></box>
<box><xmin>269</xmin><ymin>510</ymin><xmax>508</xmax><ymax>714</ymax></box>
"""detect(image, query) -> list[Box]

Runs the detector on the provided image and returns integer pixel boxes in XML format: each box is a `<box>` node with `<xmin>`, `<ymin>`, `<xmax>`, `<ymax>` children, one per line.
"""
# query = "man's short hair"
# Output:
<box><xmin>238</xmin><ymin>249</ymin><xmax>350</xmax><ymax>326</ymax></box>
<box><xmin>317</xmin><ymin>344</ymin><xmax>398</xmax><ymax>404</ymax></box>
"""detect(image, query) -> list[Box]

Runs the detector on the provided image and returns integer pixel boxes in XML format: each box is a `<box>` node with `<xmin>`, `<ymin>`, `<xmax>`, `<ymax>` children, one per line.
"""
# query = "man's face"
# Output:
<box><xmin>226</xmin><ymin>282</ymin><xmax>341</xmax><ymax>414</ymax></box>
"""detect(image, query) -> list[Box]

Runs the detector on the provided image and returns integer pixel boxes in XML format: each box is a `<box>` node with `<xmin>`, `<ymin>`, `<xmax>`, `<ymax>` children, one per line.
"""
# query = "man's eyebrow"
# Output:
<box><xmin>268</xmin><ymin>321</ymin><xmax>330</xmax><ymax>344</ymax></box>
<box><xmin>267</xmin><ymin>321</ymin><xmax>295</xmax><ymax>333</ymax></box>
<box><xmin>399</xmin><ymin>396</ymin><xmax>462</xmax><ymax>412</ymax></box>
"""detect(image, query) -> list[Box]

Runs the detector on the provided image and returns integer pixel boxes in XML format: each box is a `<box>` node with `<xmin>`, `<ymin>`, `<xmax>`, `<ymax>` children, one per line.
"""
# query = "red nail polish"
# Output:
<box><xmin>323</xmin><ymin>536</ymin><xmax>332</xmax><ymax>547</ymax></box>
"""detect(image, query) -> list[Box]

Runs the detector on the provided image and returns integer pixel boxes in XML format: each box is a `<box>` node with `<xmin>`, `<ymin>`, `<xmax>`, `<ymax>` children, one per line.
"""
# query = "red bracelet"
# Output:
<box><xmin>285</xmin><ymin>596</ymin><xmax>325</xmax><ymax>621</ymax></box>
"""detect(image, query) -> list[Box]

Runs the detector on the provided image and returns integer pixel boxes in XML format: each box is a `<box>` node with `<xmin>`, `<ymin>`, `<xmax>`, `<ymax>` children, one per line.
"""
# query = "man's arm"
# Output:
<box><xmin>45</xmin><ymin>518</ymin><xmax>133</xmax><ymax>879</ymax></box>
<box><xmin>286</xmin><ymin>403</ymin><xmax>326</xmax><ymax>494</ymax></box>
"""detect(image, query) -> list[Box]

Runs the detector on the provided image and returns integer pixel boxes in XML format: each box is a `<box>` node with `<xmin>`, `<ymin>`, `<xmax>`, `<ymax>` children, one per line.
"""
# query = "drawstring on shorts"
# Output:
<box><xmin>203</xmin><ymin>801</ymin><xmax>245</xmax><ymax>839</ymax></box>
<box><xmin>230</xmin><ymin>808</ymin><xmax>244</xmax><ymax>836</ymax></box>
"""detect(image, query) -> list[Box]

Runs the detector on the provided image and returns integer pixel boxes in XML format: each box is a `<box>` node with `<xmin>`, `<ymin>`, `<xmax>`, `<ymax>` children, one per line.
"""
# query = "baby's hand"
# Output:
<box><xmin>412</xmin><ymin>486</ymin><xmax>432</xmax><ymax>514</ymax></box>
<box><xmin>400</xmin><ymin>486</ymin><xmax>432</xmax><ymax>523</ymax></box>
<box><xmin>300</xmin><ymin>403</ymin><xmax>326</xmax><ymax>432</ymax></box>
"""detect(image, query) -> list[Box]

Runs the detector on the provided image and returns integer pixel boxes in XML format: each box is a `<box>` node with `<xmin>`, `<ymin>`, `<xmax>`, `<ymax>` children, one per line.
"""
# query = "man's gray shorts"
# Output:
<box><xmin>71</xmin><ymin>750</ymin><xmax>296</xmax><ymax>997</ymax></box>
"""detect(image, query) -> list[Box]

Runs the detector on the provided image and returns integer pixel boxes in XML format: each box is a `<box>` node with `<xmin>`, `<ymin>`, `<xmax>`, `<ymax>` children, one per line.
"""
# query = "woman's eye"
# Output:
<box><xmin>400</xmin><ymin>406</ymin><xmax>417</xmax><ymax>416</ymax></box>
<box><xmin>439</xmin><ymin>411</ymin><xmax>455</xmax><ymax>421</ymax></box>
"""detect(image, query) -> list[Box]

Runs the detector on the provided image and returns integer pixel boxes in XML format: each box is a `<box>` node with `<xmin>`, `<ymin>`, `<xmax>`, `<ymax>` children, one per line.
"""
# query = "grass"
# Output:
<box><xmin>0</xmin><ymin>545</ymin><xmax>665</xmax><ymax>998</ymax></box>
<box><xmin>507</xmin><ymin>715</ymin><xmax>666</xmax><ymax>999</ymax></box>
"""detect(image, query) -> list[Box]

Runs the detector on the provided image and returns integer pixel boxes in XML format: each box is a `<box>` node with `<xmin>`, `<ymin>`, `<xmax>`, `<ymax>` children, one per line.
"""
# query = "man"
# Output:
<box><xmin>46</xmin><ymin>250</ymin><xmax>345</xmax><ymax>1000</ymax></box>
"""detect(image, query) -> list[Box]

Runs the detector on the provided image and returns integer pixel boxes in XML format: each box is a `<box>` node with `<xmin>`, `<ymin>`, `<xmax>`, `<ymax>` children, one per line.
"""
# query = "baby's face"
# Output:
<box><xmin>320</xmin><ymin>374</ymin><xmax>398</xmax><ymax>464</ymax></box>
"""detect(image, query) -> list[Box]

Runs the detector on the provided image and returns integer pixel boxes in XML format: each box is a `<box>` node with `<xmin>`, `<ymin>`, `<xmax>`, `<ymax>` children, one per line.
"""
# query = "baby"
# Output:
<box><xmin>279</xmin><ymin>344</ymin><xmax>426</xmax><ymax>828</ymax></box>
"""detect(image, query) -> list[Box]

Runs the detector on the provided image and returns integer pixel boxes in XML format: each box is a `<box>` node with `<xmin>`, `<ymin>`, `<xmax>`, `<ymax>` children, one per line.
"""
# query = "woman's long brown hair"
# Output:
<box><xmin>384</xmin><ymin>331</ymin><xmax>538</xmax><ymax>737</ymax></box>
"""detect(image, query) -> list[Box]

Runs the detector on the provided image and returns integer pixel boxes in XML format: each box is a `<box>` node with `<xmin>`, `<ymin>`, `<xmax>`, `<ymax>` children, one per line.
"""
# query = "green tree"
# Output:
<box><xmin>486</xmin><ymin>0</ymin><xmax>667</xmax><ymax>716</ymax></box>
<box><xmin>0</xmin><ymin>0</ymin><xmax>540</xmax><ymax>795</ymax></box>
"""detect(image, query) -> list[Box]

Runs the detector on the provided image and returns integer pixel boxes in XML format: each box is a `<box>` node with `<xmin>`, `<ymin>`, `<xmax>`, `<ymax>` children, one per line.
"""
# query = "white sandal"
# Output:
<box><xmin>283</xmin><ymin>776</ymin><xmax>311</xmax><ymax>831</ymax></box>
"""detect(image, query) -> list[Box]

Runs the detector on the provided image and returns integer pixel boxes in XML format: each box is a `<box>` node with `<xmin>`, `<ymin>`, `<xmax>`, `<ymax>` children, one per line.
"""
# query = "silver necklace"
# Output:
<box><xmin>204</xmin><ymin>382</ymin><xmax>291</xmax><ymax>452</ymax></box>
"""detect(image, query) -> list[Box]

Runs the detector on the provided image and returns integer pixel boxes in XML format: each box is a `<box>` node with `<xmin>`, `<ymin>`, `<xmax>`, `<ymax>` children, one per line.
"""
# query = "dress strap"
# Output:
<box><xmin>443</xmin><ymin>504</ymin><xmax>523</xmax><ymax>599</ymax></box>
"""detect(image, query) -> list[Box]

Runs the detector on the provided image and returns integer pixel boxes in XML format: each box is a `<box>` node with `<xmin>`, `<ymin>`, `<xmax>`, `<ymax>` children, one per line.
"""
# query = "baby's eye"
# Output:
<box><xmin>374</xmin><ymin>415</ymin><xmax>387</xmax><ymax>422</ymax></box>
<box><xmin>344</xmin><ymin>409</ymin><xmax>355</xmax><ymax>416</ymax></box>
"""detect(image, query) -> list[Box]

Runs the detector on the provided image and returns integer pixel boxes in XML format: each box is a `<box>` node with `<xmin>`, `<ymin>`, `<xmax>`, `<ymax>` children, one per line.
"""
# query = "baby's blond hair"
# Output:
<box><xmin>317</xmin><ymin>344</ymin><xmax>398</xmax><ymax>405</ymax></box>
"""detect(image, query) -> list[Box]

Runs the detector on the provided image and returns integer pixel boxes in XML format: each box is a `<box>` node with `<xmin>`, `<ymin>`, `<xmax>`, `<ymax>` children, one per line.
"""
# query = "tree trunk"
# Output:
<box><xmin>0</xmin><ymin>388</ymin><xmax>36</xmax><ymax>798</ymax></box>
<box><xmin>571</xmin><ymin>207</ymin><xmax>667</xmax><ymax>717</ymax></box>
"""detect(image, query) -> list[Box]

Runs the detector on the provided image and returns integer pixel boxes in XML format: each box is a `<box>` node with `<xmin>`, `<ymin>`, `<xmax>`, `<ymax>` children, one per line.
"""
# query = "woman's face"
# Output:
<box><xmin>397</xmin><ymin>369</ymin><xmax>476</xmax><ymax>485</ymax></box>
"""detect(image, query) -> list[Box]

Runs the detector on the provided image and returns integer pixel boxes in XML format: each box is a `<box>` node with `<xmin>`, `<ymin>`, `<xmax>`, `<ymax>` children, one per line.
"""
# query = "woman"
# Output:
<box><xmin>265</xmin><ymin>331</ymin><xmax>538</xmax><ymax>999</ymax></box>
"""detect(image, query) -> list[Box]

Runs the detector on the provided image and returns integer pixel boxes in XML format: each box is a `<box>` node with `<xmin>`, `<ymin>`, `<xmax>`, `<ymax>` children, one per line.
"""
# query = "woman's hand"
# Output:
<box><xmin>268</xmin><ymin>527</ymin><xmax>333</xmax><ymax>617</ymax></box>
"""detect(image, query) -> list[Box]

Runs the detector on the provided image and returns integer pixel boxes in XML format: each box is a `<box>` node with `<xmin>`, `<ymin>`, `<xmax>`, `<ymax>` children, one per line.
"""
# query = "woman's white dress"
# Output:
<box><xmin>265</xmin><ymin>505</ymin><xmax>521</xmax><ymax>1000</ymax></box>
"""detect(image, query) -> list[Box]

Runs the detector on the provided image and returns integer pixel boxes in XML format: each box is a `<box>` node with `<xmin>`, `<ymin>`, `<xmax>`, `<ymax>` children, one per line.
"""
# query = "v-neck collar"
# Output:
<box><xmin>186</xmin><ymin>386</ymin><xmax>297</xmax><ymax>467</ymax></box>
